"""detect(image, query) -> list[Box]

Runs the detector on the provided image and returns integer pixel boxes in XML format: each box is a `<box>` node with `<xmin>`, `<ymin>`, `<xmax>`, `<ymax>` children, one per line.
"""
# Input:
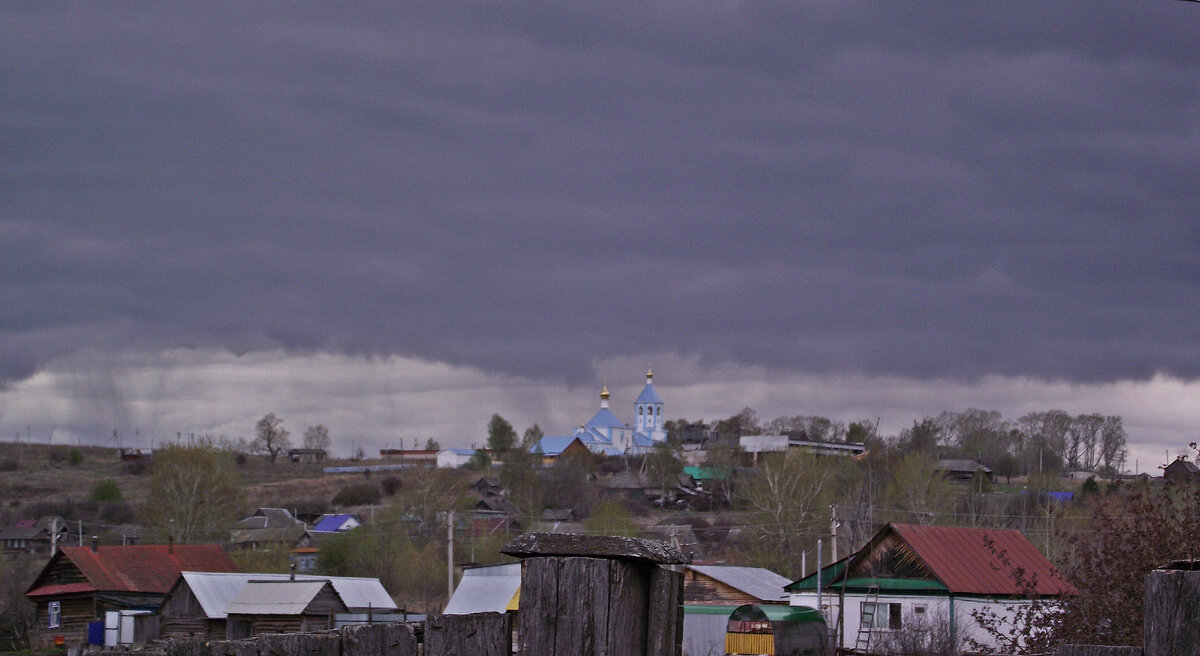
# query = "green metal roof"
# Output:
<box><xmin>683</xmin><ymin>466</ymin><xmax>728</xmax><ymax>480</ymax></box>
<box><xmin>784</xmin><ymin>559</ymin><xmax>847</xmax><ymax>591</ymax></box>
<box><xmin>729</xmin><ymin>604</ymin><xmax>824</xmax><ymax>624</ymax></box>
<box><xmin>683</xmin><ymin>604</ymin><xmax>743</xmax><ymax>615</ymax></box>
<box><xmin>839</xmin><ymin>578</ymin><xmax>949</xmax><ymax>592</ymax></box>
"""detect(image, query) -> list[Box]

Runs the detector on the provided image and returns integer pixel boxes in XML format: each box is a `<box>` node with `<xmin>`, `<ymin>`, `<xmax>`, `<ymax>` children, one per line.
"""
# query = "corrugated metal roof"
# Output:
<box><xmin>443</xmin><ymin>562</ymin><xmax>520</xmax><ymax>615</ymax></box>
<box><xmin>180</xmin><ymin>571</ymin><xmax>396</xmax><ymax>618</ymax></box>
<box><xmin>225</xmin><ymin>580</ymin><xmax>338</xmax><ymax>615</ymax></box>
<box><xmin>26</xmin><ymin>582</ymin><xmax>98</xmax><ymax>597</ymax></box>
<box><xmin>888</xmin><ymin>524</ymin><xmax>1076</xmax><ymax>596</ymax></box>
<box><xmin>41</xmin><ymin>545</ymin><xmax>237</xmax><ymax>595</ymax></box>
<box><xmin>686</xmin><ymin>565</ymin><xmax>790</xmax><ymax>602</ymax></box>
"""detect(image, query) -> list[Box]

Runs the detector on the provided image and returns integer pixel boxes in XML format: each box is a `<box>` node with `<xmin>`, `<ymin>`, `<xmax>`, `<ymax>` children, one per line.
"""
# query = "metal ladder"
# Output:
<box><xmin>854</xmin><ymin>584</ymin><xmax>881</xmax><ymax>654</ymax></box>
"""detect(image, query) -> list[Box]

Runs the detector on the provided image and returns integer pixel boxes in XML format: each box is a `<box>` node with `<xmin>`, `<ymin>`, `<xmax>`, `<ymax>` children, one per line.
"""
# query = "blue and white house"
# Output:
<box><xmin>535</xmin><ymin>369</ymin><xmax>668</xmax><ymax>457</ymax></box>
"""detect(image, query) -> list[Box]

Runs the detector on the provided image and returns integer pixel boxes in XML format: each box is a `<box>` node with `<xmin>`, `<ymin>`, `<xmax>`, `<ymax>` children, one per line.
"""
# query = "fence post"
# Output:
<box><xmin>425</xmin><ymin>612</ymin><xmax>512</xmax><ymax>656</ymax></box>
<box><xmin>501</xmin><ymin>532</ymin><xmax>689</xmax><ymax>656</ymax></box>
<box><xmin>1144</xmin><ymin>560</ymin><xmax>1200</xmax><ymax>656</ymax></box>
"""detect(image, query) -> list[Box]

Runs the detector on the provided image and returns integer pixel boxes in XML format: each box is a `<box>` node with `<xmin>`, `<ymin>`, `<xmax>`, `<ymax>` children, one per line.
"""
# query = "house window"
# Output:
<box><xmin>862</xmin><ymin>602</ymin><xmax>902</xmax><ymax>630</ymax></box>
<box><xmin>48</xmin><ymin>601</ymin><xmax>60</xmax><ymax>628</ymax></box>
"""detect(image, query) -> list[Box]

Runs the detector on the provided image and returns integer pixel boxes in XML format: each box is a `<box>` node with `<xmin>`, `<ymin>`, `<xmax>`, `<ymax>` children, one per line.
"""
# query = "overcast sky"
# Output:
<box><xmin>1</xmin><ymin>3</ymin><xmax>1197</xmax><ymax>470</ymax></box>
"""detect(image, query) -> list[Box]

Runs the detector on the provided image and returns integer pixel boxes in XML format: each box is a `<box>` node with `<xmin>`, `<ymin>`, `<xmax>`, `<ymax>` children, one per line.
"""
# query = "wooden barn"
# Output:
<box><xmin>225</xmin><ymin>580</ymin><xmax>348</xmax><ymax>638</ymax></box>
<box><xmin>160</xmin><ymin>571</ymin><xmax>396</xmax><ymax>640</ymax></box>
<box><xmin>24</xmin><ymin>543</ymin><xmax>238</xmax><ymax>649</ymax></box>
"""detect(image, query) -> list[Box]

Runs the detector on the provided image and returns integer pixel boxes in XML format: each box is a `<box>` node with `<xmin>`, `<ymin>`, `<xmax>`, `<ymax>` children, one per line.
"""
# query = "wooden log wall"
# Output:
<box><xmin>1056</xmin><ymin>647</ymin><xmax>1143</xmax><ymax>656</ymax></box>
<box><xmin>425</xmin><ymin>612</ymin><xmax>511</xmax><ymax>656</ymax></box>
<box><xmin>151</xmin><ymin>622</ymin><xmax>418</xmax><ymax>656</ymax></box>
<box><xmin>1144</xmin><ymin>567</ymin><xmax>1200</xmax><ymax>656</ymax></box>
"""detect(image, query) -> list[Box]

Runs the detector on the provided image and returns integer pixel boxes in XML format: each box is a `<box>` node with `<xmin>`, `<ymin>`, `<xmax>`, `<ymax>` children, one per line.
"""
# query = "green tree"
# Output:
<box><xmin>714</xmin><ymin>407</ymin><xmax>761</xmax><ymax>440</ymax></box>
<box><xmin>424</xmin><ymin>437</ymin><xmax>441</xmax><ymax>451</ymax></box>
<box><xmin>253</xmin><ymin>413</ymin><xmax>292</xmax><ymax>463</ymax></box>
<box><xmin>584</xmin><ymin>498</ymin><xmax>638</xmax><ymax>537</ymax></box>
<box><xmin>882</xmin><ymin>452</ymin><xmax>954</xmax><ymax>525</ymax></box>
<box><xmin>303</xmin><ymin>424</ymin><xmax>332</xmax><ymax>452</ymax></box>
<box><xmin>486</xmin><ymin>414</ymin><xmax>517</xmax><ymax>456</ymax></box>
<box><xmin>735</xmin><ymin>450</ymin><xmax>837</xmax><ymax>576</ymax></box>
<box><xmin>521</xmin><ymin>423</ymin><xmax>544</xmax><ymax>449</ymax></box>
<box><xmin>89</xmin><ymin>479</ymin><xmax>122</xmax><ymax>503</ymax></box>
<box><xmin>646</xmin><ymin>441</ymin><xmax>684</xmax><ymax>504</ymax></box>
<box><xmin>144</xmin><ymin>444</ymin><xmax>243</xmax><ymax>543</ymax></box>
<box><xmin>320</xmin><ymin>506</ymin><xmax>448</xmax><ymax>611</ymax></box>
<box><xmin>897</xmin><ymin>417</ymin><xmax>942</xmax><ymax>454</ymax></box>
<box><xmin>499</xmin><ymin>429</ymin><xmax>544</xmax><ymax>515</ymax></box>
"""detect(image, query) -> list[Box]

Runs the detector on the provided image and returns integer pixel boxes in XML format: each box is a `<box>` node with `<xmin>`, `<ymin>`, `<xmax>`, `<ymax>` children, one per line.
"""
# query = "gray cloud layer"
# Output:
<box><xmin>2</xmin><ymin>2</ymin><xmax>1198</xmax><ymax>387</ymax></box>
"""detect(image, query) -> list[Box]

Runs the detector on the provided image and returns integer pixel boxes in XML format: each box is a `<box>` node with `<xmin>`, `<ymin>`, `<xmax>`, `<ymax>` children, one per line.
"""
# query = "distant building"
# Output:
<box><xmin>533</xmin><ymin>369</ymin><xmax>667</xmax><ymax>457</ymax></box>
<box><xmin>935</xmin><ymin>459</ymin><xmax>993</xmax><ymax>483</ymax></box>
<box><xmin>437</xmin><ymin>448</ymin><xmax>477</xmax><ymax>468</ymax></box>
<box><xmin>0</xmin><ymin>516</ymin><xmax>69</xmax><ymax>559</ymax></box>
<box><xmin>1162</xmin><ymin>457</ymin><xmax>1200</xmax><ymax>483</ymax></box>
<box><xmin>311</xmin><ymin>514</ymin><xmax>362</xmax><ymax>533</ymax></box>
<box><xmin>378</xmin><ymin>449</ymin><xmax>438</xmax><ymax>465</ymax></box>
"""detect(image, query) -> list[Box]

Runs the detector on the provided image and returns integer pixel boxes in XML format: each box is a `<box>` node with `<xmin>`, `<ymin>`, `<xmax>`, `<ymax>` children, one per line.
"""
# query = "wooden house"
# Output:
<box><xmin>24</xmin><ymin>543</ymin><xmax>238</xmax><ymax>649</ymax></box>
<box><xmin>225</xmin><ymin>579</ymin><xmax>348</xmax><ymax>638</ymax></box>
<box><xmin>0</xmin><ymin>516</ymin><xmax>69</xmax><ymax>560</ymax></box>
<box><xmin>1163</xmin><ymin>457</ymin><xmax>1200</xmax><ymax>483</ymax></box>
<box><xmin>786</xmin><ymin>523</ymin><xmax>1076</xmax><ymax>653</ymax></box>
<box><xmin>160</xmin><ymin>571</ymin><xmax>396</xmax><ymax>640</ymax></box>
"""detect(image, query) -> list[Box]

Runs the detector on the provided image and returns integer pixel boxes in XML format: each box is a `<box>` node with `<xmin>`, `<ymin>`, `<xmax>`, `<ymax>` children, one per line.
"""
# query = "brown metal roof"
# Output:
<box><xmin>889</xmin><ymin>523</ymin><xmax>1077</xmax><ymax>596</ymax></box>
<box><xmin>39</xmin><ymin>545</ymin><xmax>238</xmax><ymax>595</ymax></box>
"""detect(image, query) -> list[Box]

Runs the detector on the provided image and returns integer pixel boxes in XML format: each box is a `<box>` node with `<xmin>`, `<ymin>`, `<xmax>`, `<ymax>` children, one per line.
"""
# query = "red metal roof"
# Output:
<box><xmin>889</xmin><ymin>523</ymin><xmax>1077</xmax><ymax>596</ymax></box>
<box><xmin>26</xmin><ymin>582</ymin><xmax>97</xmax><ymax>597</ymax></box>
<box><xmin>55</xmin><ymin>545</ymin><xmax>239</xmax><ymax>594</ymax></box>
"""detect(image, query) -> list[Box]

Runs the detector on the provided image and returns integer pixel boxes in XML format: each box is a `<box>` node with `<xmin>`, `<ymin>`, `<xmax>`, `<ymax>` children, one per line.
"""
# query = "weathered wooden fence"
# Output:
<box><xmin>121</xmin><ymin>534</ymin><xmax>687</xmax><ymax>656</ymax></box>
<box><xmin>501</xmin><ymin>532</ymin><xmax>687</xmax><ymax>656</ymax></box>
<box><xmin>161</xmin><ymin>622</ymin><xmax>417</xmax><ymax>656</ymax></box>
<box><xmin>1143</xmin><ymin>560</ymin><xmax>1200</xmax><ymax>656</ymax></box>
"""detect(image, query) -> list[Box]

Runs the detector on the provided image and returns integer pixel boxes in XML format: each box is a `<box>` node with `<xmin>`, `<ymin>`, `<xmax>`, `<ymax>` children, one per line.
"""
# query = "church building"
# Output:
<box><xmin>534</xmin><ymin>369</ymin><xmax>667</xmax><ymax>457</ymax></box>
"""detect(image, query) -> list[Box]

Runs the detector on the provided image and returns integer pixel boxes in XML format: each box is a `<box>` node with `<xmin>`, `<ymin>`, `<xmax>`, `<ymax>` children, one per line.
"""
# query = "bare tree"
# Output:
<box><xmin>303</xmin><ymin>424</ymin><xmax>332</xmax><ymax>452</ymax></box>
<box><xmin>735</xmin><ymin>450</ymin><xmax>836</xmax><ymax>576</ymax></box>
<box><xmin>144</xmin><ymin>444</ymin><xmax>243</xmax><ymax>542</ymax></box>
<box><xmin>253</xmin><ymin>413</ymin><xmax>291</xmax><ymax>463</ymax></box>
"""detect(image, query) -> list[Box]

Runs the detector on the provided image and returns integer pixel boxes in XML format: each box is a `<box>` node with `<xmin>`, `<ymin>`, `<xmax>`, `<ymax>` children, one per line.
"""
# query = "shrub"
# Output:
<box><xmin>47</xmin><ymin>447</ymin><xmax>68</xmax><ymax>464</ymax></box>
<box><xmin>89</xmin><ymin>479</ymin><xmax>122</xmax><ymax>503</ymax></box>
<box><xmin>99</xmin><ymin>502</ymin><xmax>134</xmax><ymax>525</ymax></box>
<box><xmin>0</xmin><ymin>459</ymin><xmax>17</xmax><ymax>472</ymax></box>
<box><xmin>380</xmin><ymin>475</ymin><xmax>403</xmax><ymax>496</ymax></box>
<box><xmin>67</xmin><ymin>449</ymin><xmax>84</xmax><ymax>466</ymax></box>
<box><xmin>122</xmin><ymin>459</ymin><xmax>149</xmax><ymax>475</ymax></box>
<box><xmin>332</xmin><ymin>483</ymin><xmax>381</xmax><ymax>507</ymax></box>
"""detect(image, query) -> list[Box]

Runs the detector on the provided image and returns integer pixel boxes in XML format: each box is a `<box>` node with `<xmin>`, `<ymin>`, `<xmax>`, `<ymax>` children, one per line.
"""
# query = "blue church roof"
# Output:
<box><xmin>532</xmin><ymin>436</ymin><xmax>580</xmax><ymax>456</ymax></box>
<box><xmin>585</xmin><ymin>407</ymin><xmax>625</xmax><ymax>429</ymax></box>
<box><xmin>635</xmin><ymin>383</ymin><xmax>662</xmax><ymax>404</ymax></box>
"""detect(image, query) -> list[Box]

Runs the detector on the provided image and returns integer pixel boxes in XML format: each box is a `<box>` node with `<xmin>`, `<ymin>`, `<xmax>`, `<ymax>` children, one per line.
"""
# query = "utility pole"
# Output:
<box><xmin>830</xmin><ymin>504</ymin><xmax>839</xmax><ymax>564</ymax></box>
<box><xmin>447</xmin><ymin>510</ymin><xmax>455</xmax><ymax>602</ymax></box>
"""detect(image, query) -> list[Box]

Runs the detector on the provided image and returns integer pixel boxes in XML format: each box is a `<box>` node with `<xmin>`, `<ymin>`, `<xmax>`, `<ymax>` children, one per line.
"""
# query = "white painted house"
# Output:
<box><xmin>787</xmin><ymin>523</ymin><xmax>1076</xmax><ymax>653</ymax></box>
<box><xmin>437</xmin><ymin>448</ymin><xmax>477</xmax><ymax>469</ymax></box>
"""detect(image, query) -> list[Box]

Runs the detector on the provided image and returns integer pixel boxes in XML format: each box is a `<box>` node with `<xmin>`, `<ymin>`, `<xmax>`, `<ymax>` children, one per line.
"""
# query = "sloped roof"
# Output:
<box><xmin>225</xmin><ymin>580</ymin><xmax>344</xmax><ymax>615</ymax></box>
<box><xmin>888</xmin><ymin>524</ymin><xmax>1074</xmax><ymax>595</ymax></box>
<box><xmin>178</xmin><ymin>571</ymin><xmax>395</xmax><ymax>618</ymax></box>
<box><xmin>313</xmin><ymin>514</ymin><xmax>359</xmax><ymax>532</ymax></box>
<box><xmin>238</xmin><ymin>508</ymin><xmax>301</xmax><ymax>529</ymax></box>
<box><xmin>635</xmin><ymin>383</ymin><xmax>663</xmax><ymax>404</ymax></box>
<box><xmin>585</xmin><ymin>408</ymin><xmax>625</xmax><ymax>429</ymax></box>
<box><xmin>686</xmin><ymin>565</ymin><xmax>790</xmax><ymax>602</ymax></box>
<box><xmin>443</xmin><ymin>563</ymin><xmax>521</xmax><ymax>614</ymax></box>
<box><xmin>935</xmin><ymin>459</ymin><xmax>993</xmax><ymax>475</ymax></box>
<box><xmin>532</xmin><ymin>435</ymin><xmax>581</xmax><ymax>456</ymax></box>
<box><xmin>28</xmin><ymin>545</ymin><xmax>238</xmax><ymax>596</ymax></box>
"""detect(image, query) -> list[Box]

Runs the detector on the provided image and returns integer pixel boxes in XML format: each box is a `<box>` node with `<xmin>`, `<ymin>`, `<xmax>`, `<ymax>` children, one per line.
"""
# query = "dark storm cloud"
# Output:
<box><xmin>1</xmin><ymin>1</ymin><xmax>1198</xmax><ymax>385</ymax></box>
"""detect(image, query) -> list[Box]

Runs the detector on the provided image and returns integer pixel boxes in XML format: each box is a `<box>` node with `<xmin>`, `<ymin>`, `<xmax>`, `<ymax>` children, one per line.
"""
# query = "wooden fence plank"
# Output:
<box><xmin>646</xmin><ymin>566</ymin><xmax>683</xmax><ymax>656</ymax></box>
<box><xmin>425</xmin><ymin>613</ymin><xmax>511</xmax><ymax>656</ymax></box>
<box><xmin>1144</xmin><ymin>568</ymin><xmax>1200</xmax><ymax>656</ymax></box>
<box><xmin>518</xmin><ymin>559</ymin><xmax>561</xmax><ymax>656</ymax></box>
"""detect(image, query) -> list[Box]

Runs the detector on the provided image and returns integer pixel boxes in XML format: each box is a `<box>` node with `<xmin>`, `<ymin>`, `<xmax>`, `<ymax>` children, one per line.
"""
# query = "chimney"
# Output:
<box><xmin>91</xmin><ymin>536</ymin><xmax>98</xmax><ymax>552</ymax></box>
<box><xmin>168</xmin><ymin>534</ymin><xmax>174</xmax><ymax>554</ymax></box>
